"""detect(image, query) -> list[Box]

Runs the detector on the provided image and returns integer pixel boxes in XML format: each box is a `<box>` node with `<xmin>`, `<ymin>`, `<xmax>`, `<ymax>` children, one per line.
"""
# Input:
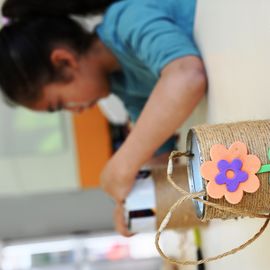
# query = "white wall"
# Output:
<box><xmin>195</xmin><ymin>0</ymin><xmax>270</xmax><ymax>123</ymax></box>
<box><xmin>194</xmin><ymin>1</ymin><xmax>270</xmax><ymax>270</ymax></box>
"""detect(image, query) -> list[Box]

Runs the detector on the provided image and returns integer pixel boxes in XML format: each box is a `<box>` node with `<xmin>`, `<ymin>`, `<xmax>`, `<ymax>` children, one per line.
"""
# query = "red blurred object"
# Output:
<box><xmin>106</xmin><ymin>243</ymin><xmax>130</xmax><ymax>261</ymax></box>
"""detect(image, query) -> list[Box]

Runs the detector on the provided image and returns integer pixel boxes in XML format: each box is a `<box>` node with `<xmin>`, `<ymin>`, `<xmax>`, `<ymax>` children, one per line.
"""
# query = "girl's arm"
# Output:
<box><xmin>101</xmin><ymin>55</ymin><xmax>206</xmax><ymax>197</ymax></box>
<box><xmin>101</xmin><ymin>55</ymin><xmax>206</xmax><ymax>234</ymax></box>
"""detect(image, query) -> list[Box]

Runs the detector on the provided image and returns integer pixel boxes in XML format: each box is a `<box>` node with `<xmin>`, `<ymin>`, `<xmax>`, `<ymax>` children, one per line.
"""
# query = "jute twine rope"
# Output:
<box><xmin>155</xmin><ymin>119</ymin><xmax>270</xmax><ymax>265</ymax></box>
<box><xmin>152</xmin><ymin>165</ymin><xmax>203</xmax><ymax>229</ymax></box>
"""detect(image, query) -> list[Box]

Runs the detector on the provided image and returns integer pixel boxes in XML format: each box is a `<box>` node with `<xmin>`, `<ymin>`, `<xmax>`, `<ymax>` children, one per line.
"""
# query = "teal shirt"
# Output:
<box><xmin>96</xmin><ymin>0</ymin><xmax>200</xmax><ymax>155</ymax></box>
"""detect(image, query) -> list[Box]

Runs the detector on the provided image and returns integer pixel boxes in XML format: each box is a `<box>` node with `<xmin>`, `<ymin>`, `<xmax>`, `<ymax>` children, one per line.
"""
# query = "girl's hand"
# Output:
<box><xmin>114</xmin><ymin>202</ymin><xmax>134</xmax><ymax>237</ymax></box>
<box><xmin>101</xmin><ymin>152</ymin><xmax>137</xmax><ymax>236</ymax></box>
<box><xmin>100</xmin><ymin>151</ymin><xmax>138</xmax><ymax>203</ymax></box>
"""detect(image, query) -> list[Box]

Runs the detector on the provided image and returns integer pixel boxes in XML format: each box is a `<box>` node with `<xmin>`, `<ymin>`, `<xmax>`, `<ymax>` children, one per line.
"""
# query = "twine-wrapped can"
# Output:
<box><xmin>125</xmin><ymin>166</ymin><xmax>203</xmax><ymax>233</ymax></box>
<box><xmin>153</xmin><ymin>165</ymin><xmax>203</xmax><ymax>229</ymax></box>
<box><xmin>186</xmin><ymin>119</ymin><xmax>270</xmax><ymax>221</ymax></box>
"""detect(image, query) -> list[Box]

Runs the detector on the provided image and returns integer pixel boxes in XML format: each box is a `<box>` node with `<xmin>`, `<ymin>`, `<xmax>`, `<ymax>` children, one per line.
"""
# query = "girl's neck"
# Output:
<box><xmin>91</xmin><ymin>38</ymin><xmax>121</xmax><ymax>73</ymax></box>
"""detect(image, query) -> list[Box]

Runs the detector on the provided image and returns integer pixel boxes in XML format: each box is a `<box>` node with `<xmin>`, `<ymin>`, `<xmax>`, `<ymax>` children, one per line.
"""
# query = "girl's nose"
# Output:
<box><xmin>64</xmin><ymin>101</ymin><xmax>88</xmax><ymax>113</ymax></box>
<box><xmin>65</xmin><ymin>106</ymin><xmax>86</xmax><ymax>113</ymax></box>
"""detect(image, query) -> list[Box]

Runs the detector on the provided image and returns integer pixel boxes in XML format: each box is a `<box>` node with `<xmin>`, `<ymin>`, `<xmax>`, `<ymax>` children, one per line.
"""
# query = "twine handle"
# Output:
<box><xmin>155</xmin><ymin>151</ymin><xmax>270</xmax><ymax>266</ymax></box>
<box><xmin>167</xmin><ymin>151</ymin><xmax>192</xmax><ymax>176</ymax></box>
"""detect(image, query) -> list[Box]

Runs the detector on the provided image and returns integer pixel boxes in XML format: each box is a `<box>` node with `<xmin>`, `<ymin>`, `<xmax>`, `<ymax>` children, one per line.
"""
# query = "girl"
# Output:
<box><xmin>0</xmin><ymin>0</ymin><xmax>207</xmax><ymax>235</ymax></box>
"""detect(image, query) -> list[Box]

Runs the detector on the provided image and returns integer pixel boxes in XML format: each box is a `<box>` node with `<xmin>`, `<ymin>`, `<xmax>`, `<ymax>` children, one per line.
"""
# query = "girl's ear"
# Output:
<box><xmin>50</xmin><ymin>48</ymin><xmax>79</xmax><ymax>70</ymax></box>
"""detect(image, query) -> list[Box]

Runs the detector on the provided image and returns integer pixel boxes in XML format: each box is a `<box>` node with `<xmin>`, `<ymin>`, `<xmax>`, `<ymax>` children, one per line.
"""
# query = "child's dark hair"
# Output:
<box><xmin>0</xmin><ymin>0</ymin><xmax>117</xmax><ymax>105</ymax></box>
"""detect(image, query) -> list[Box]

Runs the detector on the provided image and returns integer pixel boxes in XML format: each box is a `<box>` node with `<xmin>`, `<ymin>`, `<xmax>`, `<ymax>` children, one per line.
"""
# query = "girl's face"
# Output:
<box><xmin>29</xmin><ymin>67</ymin><xmax>110</xmax><ymax>113</ymax></box>
<box><xmin>25</xmin><ymin>43</ymin><xmax>115</xmax><ymax>113</ymax></box>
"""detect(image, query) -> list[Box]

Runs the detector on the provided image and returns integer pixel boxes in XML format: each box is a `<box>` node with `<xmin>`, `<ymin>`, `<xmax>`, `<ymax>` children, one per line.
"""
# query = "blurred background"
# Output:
<box><xmin>0</xmin><ymin>85</ymin><xmax>170</xmax><ymax>269</ymax></box>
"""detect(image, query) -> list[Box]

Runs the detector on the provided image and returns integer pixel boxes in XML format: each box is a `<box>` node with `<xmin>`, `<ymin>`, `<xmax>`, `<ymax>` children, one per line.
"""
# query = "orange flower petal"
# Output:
<box><xmin>206</xmin><ymin>180</ymin><xmax>227</xmax><ymax>199</ymax></box>
<box><xmin>242</xmin><ymin>155</ymin><xmax>261</xmax><ymax>174</ymax></box>
<box><xmin>210</xmin><ymin>144</ymin><xmax>229</xmax><ymax>161</ymax></box>
<box><xmin>229</xmin><ymin>141</ymin><xmax>248</xmax><ymax>160</ymax></box>
<box><xmin>225</xmin><ymin>189</ymin><xmax>244</xmax><ymax>204</ymax></box>
<box><xmin>241</xmin><ymin>174</ymin><xmax>260</xmax><ymax>193</ymax></box>
<box><xmin>200</xmin><ymin>161</ymin><xmax>219</xmax><ymax>181</ymax></box>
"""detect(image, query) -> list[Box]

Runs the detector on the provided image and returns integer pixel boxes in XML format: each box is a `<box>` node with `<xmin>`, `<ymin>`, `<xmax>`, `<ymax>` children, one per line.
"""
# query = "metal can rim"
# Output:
<box><xmin>186</xmin><ymin>129</ymin><xmax>206</xmax><ymax>219</ymax></box>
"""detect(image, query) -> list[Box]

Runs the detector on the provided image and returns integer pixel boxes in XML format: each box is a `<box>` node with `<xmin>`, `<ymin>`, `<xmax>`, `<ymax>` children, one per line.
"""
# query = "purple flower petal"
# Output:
<box><xmin>217</xmin><ymin>160</ymin><xmax>230</xmax><ymax>171</ymax></box>
<box><xmin>231</xmin><ymin>159</ymin><xmax>243</xmax><ymax>170</ymax></box>
<box><xmin>227</xmin><ymin>180</ymin><xmax>240</xmax><ymax>192</ymax></box>
<box><xmin>236</xmin><ymin>170</ymin><xmax>248</xmax><ymax>182</ymax></box>
<box><xmin>215</xmin><ymin>172</ymin><xmax>228</xmax><ymax>185</ymax></box>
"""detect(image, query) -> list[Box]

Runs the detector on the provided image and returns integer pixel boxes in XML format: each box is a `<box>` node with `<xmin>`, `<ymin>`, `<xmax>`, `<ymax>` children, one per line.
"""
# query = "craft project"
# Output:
<box><xmin>125</xmin><ymin>166</ymin><xmax>203</xmax><ymax>233</ymax></box>
<box><xmin>155</xmin><ymin>120</ymin><xmax>270</xmax><ymax>267</ymax></box>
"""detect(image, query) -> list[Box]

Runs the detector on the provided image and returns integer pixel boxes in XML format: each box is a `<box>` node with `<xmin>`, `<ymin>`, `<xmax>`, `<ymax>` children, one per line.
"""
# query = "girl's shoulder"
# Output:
<box><xmin>100</xmin><ymin>0</ymin><xmax>196</xmax><ymax>32</ymax></box>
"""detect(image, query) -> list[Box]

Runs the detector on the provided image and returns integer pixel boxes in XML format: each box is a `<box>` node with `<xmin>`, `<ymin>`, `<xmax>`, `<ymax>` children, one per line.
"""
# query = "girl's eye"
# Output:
<box><xmin>47</xmin><ymin>105</ymin><xmax>55</xmax><ymax>113</ymax></box>
<box><xmin>47</xmin><ymin>101</ymin><xmax>63</xmax><ymax>112</ymax></box>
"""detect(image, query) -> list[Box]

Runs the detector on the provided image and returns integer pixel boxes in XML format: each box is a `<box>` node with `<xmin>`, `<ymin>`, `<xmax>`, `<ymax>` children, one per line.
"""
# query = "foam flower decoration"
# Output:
<box><xmin>200</xmin><ymin>142</ymin><xmax>261</xmax><ymax>204</ymax></box>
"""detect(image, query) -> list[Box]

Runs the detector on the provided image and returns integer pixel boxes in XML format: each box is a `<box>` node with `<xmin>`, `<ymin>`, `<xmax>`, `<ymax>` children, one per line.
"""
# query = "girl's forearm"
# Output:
<box><xmin>117</xmin><ymin>56</ymin><xmax>207</xmax><ymax>172</ymax></box>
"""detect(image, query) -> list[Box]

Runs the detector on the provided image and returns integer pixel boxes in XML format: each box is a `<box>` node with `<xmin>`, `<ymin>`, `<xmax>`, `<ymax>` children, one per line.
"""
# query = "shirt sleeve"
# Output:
<box><xmin>115</xmin><ymin>3</ymin><xmax>200</xmax><ymax>77</ymax></box>
<box><xmin>155</xmin><ymin>136</ymin><xmax>178</xmax><ymax>156</ymax></box>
